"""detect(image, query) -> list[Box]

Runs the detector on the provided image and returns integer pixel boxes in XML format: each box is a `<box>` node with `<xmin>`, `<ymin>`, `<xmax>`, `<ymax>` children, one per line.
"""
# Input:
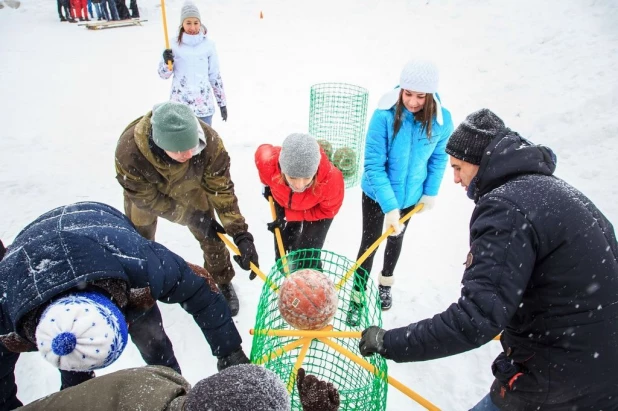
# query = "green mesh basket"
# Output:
<box><xmin>250</xmin><ymin>249</ymin><xmax>387</xmax><ymax>411</ymax></box>
<box><xmin>309</xmin><ymin>83</ymin><xmax>369</xmax><ymax>188</ymax></box>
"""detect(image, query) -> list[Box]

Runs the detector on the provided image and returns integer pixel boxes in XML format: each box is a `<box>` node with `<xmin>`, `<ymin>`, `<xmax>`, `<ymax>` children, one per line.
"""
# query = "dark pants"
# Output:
<box><xmin>273</xmin><ymin>202</ymin><xmax>333</xmax><ymax>271</ymax></box>
<box><xmin>354</xmin><ymin>192</ymin><xmax>414</xmax><ymax>290</ymax></box>
<box><xmin>0</xmin><ymin>346</ymin><xmax>22</xmax><ymax>410</ymax></box>
<box><xmin>115</xmin><ymin>0</ymin><xmax>130</xmax><ymax>19</ymax></box>
<box><xmin>60</xmin><ymin>303</ymin><xmax>180</xmax><ymax>390</ymax></box>
<box><xmin>128</xmin><ymin>0</ymin><xmax>138</xmax><ymax>17</ymax></box>
<box><xmin>56</xmin><ymin>0</ymin><xmax>70</xmax><ymax>18</ymax></box>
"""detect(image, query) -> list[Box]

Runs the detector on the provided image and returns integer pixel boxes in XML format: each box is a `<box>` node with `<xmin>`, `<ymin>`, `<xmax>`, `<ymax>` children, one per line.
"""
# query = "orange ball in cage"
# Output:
<box><xmin>278</xmin><ymin>269</ymin><xmax>339</xmax><ymax>330</ymax></box>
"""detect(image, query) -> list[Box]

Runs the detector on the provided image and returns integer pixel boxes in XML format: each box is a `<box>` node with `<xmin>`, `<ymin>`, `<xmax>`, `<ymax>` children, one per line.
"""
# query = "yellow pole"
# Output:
<box><xmin>160</xmin><ymin>0</ymin><xmax>173</xmax><ymax>71</ymax></box>
<box><xmin>269</xmin><ymin>196</ymin><xmax>289</xmax><ymax>275</ymax></box>
<box><xmin>335</xmin><ymin>203</ymin><xmax>424</xmax><ymax>290</ymax></box>
<box><xmin>254</xmin><ymin>337</ymin><xmax>311</xmax><ymax>365</ymax></box>
<box><xmin>216</xmin><ymin>232</ymin><xmax>279</xmax><ymax>292</ymax></box>
<box><xmin>251</xmin><ymin>328</ymin><xmax>362</xmax><ymax>339</ymax></box>
<box><xmin>318</xmin><ymin>338</ymin><xmax>440</xmax><ymax>411</ymax></box>
<box><xmin>287</xmin><ymin>339</ymin><xmax>312</xmax><ymax>393</ymax></box>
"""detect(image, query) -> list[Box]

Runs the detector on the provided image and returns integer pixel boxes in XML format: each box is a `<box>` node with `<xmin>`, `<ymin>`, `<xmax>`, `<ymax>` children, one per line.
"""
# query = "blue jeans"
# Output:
<box><xmin>470</xmin><ymin>394</ymin><xmax>500</xmax><ymax>411</ymax></box>
<box><xmin>93</xmin><ymin>3</ymin><xmax>102</xmax><ymax>18</ymax></box>
<box><xmin>100</xmin><ymin>0</ymin><xmax>119</xmax><ymax>20</ymax></box>
<box><xmin>199</xmin><ymin>115</ymin><xmax>212</xmax><ymax>126</ymax></box>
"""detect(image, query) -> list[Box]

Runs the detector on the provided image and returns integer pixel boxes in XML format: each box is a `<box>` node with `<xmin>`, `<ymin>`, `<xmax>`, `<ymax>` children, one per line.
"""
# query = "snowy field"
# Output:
<box><xmin>1</xmin><ymin>0</ymin><xmax>617</xmax><ymax>409</ymax></box>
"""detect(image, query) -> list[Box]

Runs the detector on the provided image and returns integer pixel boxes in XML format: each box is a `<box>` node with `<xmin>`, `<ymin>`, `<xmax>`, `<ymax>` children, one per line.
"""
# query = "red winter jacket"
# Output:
<box><xmin>255</xmin><ymin>144</ymin><xmax>345</xmax><ymax>222</ymax></box>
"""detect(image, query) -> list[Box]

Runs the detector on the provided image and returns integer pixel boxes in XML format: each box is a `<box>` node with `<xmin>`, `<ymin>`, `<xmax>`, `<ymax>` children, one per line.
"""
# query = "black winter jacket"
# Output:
<box><xmin>0</xmin><ymin>202</ymin><xmax>241</xmax><ymax>409</ymax></box>
<box><xmin>383</xmin><ymin>133</ymin><xmax>618</xmax><ymax>410</ymax></box>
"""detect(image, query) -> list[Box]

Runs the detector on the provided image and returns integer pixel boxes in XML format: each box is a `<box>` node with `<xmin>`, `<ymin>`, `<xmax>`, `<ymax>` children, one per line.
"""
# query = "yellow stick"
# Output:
<box><xmin>287</xmin><ymin>339</ymin><xmax>312</xmax><ymax>393</ymax></box>
<box><xmin>318</xmin><ymin>338</ymin><xmax>440</xmax><ymax>411</ymax></box>
<box><xmin>216</xmin><ymin>232</ymin><xmax>279</xmax><ymax>292</ymax></box>
<box><xmin>254</xmin><ymin>337</ymin><xmax>311</xmax><ymax>365</ymax></box>
<box><xmin>335</xmin><ymin>203</ymin><xmax>424</xmax><ymax>290</ymax></box>
<box><xmin>160</xmin><ymin>0</ymin><xmax>172</xmax><ymax>71</ymax></box>
<box><xmin>251</xmin><ymin>328</ymin><xmax>362</xmax><ymax>338</ymax></box>
<box><xmin>269</xmin><ymin>196</ymin><xmax>289</xmax><ymax>276</ymax></box>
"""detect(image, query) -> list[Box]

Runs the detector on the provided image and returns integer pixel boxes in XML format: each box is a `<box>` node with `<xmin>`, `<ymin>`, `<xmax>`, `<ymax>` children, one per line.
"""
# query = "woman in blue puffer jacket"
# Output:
<box><xmin>158</xmin><ymin>1</ymin><xmax>227</xmax><ymax>125</ymax></box>
<box><xmin>349</xmin><ymin>59</ymin><xmax>454</xmax><ymax>322</ymax></box>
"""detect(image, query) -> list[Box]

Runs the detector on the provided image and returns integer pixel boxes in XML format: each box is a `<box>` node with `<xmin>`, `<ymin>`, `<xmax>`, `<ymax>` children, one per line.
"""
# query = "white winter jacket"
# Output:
<box><xmin>158</xmin><ymin>31</ymin><xmax>226</xmax><ymax>118</ymax></box>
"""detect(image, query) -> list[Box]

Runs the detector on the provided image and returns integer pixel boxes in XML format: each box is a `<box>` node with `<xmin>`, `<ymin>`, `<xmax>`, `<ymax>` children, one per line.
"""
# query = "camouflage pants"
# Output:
<box><xmin>123</xmin><ymin>196</ymin><xmax>235</xmax><ymax>284</ymax></box>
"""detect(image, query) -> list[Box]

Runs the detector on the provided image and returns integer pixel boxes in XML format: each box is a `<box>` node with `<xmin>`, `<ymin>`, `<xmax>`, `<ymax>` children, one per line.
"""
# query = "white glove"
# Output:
<box><xmin>384</xmin><ymin>209</ymin><xmax>404</xmax><ymax>236</ymax></box>
<box><xmin>417</xmin><ymin>195</ymin><xmax>436</xmax><ymax>214</ymax></box>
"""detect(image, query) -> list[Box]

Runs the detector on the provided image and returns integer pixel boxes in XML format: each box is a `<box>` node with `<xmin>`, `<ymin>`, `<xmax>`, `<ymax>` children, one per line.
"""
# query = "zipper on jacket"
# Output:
<box><xmin>288</xmin><ymin>190</ymin><xmax>294</xmax><ymax>209</ymax></box>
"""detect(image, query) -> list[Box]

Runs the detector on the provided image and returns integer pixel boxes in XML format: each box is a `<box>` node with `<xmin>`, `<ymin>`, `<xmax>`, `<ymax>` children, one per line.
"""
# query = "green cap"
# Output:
<box><xmin>151</xmin><ymin>102</ymin><xmax>199</xmax><ymax>152</ymax></box>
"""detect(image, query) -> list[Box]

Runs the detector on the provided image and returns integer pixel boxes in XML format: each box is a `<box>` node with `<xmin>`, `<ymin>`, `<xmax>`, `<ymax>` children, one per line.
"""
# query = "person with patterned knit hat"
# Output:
<box><xmin>359</xmin><ymin>109</ymin><xmax>618</xmax><ymax>411</ymax></box>
<box><xmin>255</xmin><ymin>133</ymin><xmax>345</xmax><ymax>269</ymax></box>
<box><xmin>159</xmin><ymin>1</ymin><xmax>227</xmax><ymax>125</ymax></box>
<box><xmin>17</xmin><ymin>365</ymin><xmax>340</xmax><ymax>411</ymax></box>
<box><xmin>347</xmin><ymin>59</ymin><xmax>454</xmax><ymax>322</ymax></box>
<box><xmin>0</xmin><ymin>202</ymin><xmax>250</xmax><ymax>409</ymax></box>
<box><xmin>115</xmin><ymin>101</ymin><xmax>259</xmax><ymax>316</ymax></box>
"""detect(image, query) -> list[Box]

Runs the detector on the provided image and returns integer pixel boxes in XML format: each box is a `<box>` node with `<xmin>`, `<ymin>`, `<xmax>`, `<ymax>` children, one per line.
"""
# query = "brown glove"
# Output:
<box><xmin>297</xmin><ymin>368</ymin><xmax>340</xmax><ymax>411</ymax></box>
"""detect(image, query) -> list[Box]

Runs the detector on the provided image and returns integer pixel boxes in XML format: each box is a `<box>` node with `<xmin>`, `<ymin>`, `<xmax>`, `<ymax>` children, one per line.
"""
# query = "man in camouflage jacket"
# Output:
<box><xmin>115</xmin><ymin>102</ymin><xmax>259</xmax><ymax>315</ymax></box>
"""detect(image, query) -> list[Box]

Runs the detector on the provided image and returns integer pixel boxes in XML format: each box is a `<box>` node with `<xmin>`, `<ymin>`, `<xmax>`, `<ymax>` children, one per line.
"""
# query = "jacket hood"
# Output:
<box><xmin>470</xmin><ymin>131</ymin><xmax>557</xmax><ymax>202</ymax></box>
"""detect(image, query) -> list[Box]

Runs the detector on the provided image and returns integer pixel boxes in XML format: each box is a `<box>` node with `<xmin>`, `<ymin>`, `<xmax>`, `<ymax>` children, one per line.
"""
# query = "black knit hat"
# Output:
<box><xmin>445</xmin><ymin>108</ymin><xmax>506</xmax><ymax>165</ymax></box>
<box><xmin>184</xmin><ymin>364</ymin><xmax>290</xmax><ymax>411</ymax></box>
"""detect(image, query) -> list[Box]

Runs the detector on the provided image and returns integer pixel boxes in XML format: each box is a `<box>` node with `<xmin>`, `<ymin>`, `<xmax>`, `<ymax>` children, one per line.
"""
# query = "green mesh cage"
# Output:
<box><xmin>250</xmin><ymin>249</ymin><xmax>387</xmax><ymax>411</ymax></box>
<box><xmin>309</xmin><ymin>83</ymin><xmax>369</xmax><ymax>188</ymax></box>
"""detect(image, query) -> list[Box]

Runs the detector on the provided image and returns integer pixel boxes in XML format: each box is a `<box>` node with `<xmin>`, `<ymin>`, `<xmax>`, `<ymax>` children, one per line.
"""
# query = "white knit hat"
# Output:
<box><xmin>377</xmin><ymin>58</ymin><xmax>444</xmax><ymax>125</ymax></box>
<box><xmin>35</xmin><ymin>291</ymin><xmax>128</xmax><ymax>371</ymax></box>
<box><xmin>279</xmin><ymin>133</ymin><xmax>321</xmax><ymax>178</ymax></box>
<box><xmin>180</xmin><ymin>1</ymin><xmax>201</xmax><ymax>24</ymax></box>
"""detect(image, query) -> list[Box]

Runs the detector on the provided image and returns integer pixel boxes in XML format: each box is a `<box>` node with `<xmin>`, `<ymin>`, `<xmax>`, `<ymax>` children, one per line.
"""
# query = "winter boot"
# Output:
<box><xmin>219</xmin><ymin>282</ymin><xmax>239</xmax><ymax>317</ymax></box>
<box><xmin>345</xmin><ymin>290</ymin><xmax>364</xmax><ymax>327</ymax></box>
<box><xmin>68</xmin><ymin>17</ymin><xmax>77</xmax><ymax>22</ymax></box>
<box><xmin>379</xmin><ymin>272</ymin><xmax>394</xmax><ymax>310</ymax></box>
<box><xmin>60</xmin><ymin>15</ymin><xmax>67</xmax><ymax>21</ymax></box>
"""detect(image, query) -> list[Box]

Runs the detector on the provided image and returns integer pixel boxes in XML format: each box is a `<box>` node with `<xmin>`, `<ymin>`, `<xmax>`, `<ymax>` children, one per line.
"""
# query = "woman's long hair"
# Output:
<box><xmin>177</xmin><ymin>24</ymin><xmax>207</xmax><ymax>45</ymax></box>
<box><xmin>392</xmin><ymin>90</ymin><xmax>437</xmax><ymax>140</ymax></box>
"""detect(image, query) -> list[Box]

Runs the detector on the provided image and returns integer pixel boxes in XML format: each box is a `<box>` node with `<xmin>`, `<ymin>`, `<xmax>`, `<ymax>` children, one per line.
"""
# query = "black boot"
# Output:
<box><xmin>219</xmin><ymin>283</ymin><xmax>239</xmax><ymax>317</ymax></box>
<box><xmin>68</xmin><ymin>17</ymin><xmax>77</xmax><ymax>22</ymax></box>
<box><xmin>216</xmin><ymin>348</ymin><xmax>250</xmax><ymax>371</ymax></box>
<box><xmin>379</xmin><ymin>285</ymin><xmax>392</xmax><ymax>310</ymax></box>
<box><xmin>60</xmin><ymin>15</ymin><xmax>67</xmax><ymax>21</ymax></box>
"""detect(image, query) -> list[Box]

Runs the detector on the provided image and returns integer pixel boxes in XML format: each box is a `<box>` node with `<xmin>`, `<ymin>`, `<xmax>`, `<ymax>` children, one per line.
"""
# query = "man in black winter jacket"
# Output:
<box><xmin>0</xmin><ymin>202</ymin><xmax>250</xmax><ymax>410</ymax></box>
<box><xmin>359</xmin><ymin>109</ymin><xmax>618</xmax><ymax>410</ymax></box>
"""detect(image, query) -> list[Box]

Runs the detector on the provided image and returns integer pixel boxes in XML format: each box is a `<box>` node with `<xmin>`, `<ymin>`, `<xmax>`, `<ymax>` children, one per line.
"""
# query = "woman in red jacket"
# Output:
<box><xmin>255</xmin><ymin>133</ymin><xmax>344</xmax><ymax>268</ymax></box>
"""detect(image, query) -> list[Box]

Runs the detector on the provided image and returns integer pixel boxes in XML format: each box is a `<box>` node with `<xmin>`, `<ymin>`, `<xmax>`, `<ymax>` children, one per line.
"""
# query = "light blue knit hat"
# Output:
<box><xmin>35</xmin><ymin>291</ymin><xmax>128</xmax><ymax>371</ymax></box>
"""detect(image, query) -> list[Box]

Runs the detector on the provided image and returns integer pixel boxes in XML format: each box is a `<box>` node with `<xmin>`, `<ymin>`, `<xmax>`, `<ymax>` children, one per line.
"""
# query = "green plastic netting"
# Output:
<box><xmin>309</xmin><ymin>83</ymin><xmax>369</xmax><ymax>188</ymax></box>
<box><xmin>250</xmin><ymin>249</ymin><xmax>387</xmax><ymax>411</ymax></box>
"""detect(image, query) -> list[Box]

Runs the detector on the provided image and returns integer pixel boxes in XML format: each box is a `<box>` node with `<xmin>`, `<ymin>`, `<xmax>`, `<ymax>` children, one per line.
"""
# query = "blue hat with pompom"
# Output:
<box><xmin>35</xmin><ymin>291</ymin><xmax>128</xmax><ymax>371</ymax></box>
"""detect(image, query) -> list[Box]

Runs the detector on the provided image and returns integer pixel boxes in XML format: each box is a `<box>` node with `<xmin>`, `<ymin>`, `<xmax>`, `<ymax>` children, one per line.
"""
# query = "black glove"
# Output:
<box><xmin>191</xmin><ymin>214</ymin><xmax>225</xmax><ymax>240</ymax></box>
<box><xmin>262</xmin><ymin>185</ymin><xmax>272</xmax><ymax>201</ymax></box>
<box><xmin>162</xmin><ymin>49</ymin><xmax>174</xmax><ymax>64</ymax></box>
<box><xmin>220</xmin><ymin>106</ymin><xmax>227</xmax><ymax>122</ymax></box>
<box><xmin>297</xmin><ymin>368</ymin><xmax>340</xmax><ymax>411</ymax></box>
<box><xmin>267</xmin><ymin>218</ymin><xmax>286</xmax><ymax>233</ymax></box>
<box><xmin>359</xmin><ymin>326</ymin><xmax>387</xmax><ymax>357</ymax></box>
<box><xmin>0</xmin><ymin>240</ymin><xmax>5</xmax><ymax>261</ymax></box>
<box><xmin>233</xmin><ymin>232</ymin><xmax>259</xmax><ymax>274</ymax></box>
<box><xmin>216</xmin><ymin>347</ymin><xmax>250</xmax><ymax>372</ymax></box>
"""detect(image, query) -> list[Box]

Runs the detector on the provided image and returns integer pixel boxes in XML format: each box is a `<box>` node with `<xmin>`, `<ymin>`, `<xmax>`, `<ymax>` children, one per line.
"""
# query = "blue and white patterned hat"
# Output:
<box><xmin>35</xmin><ymin>291</ymin><xmax>128</xmax><ymax>371</ymax></box>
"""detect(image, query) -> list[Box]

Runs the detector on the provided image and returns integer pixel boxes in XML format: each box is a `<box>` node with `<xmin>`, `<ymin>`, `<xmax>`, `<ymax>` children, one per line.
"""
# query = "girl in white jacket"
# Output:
<box><xmin>158</xmin><ymin>2</ymin><xmax>227</xmax><ymax>125</ymax></box>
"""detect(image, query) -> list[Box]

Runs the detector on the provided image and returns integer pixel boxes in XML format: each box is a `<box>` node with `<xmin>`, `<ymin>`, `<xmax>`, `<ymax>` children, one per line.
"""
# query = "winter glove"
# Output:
<box><xmin>383</xmin><ymin>209</ymin><xmax>404</xmax><ymax>236</ymax></box>
<box><xmin>0</xmin><ymin>239</ymin><xmax>5</xmax><ymax>261</ymax></box>
<box><xmin>297</xmin><ymin>367</ymin><xmax>340</xmax><ymax>411</ymax></box>
<box><xmin>267</xmin><ymin>216</ymin><xmax>286</xmax><ymax>233</ymax></box>
<box><xmin>191</xmin><ymin>214</ymin><xmax>226</xmax><ymax>240</ymax></box>
<box><xmin>216</xmin><ymin>347</ymin><xmax>250</xmax><ymax>372</ymax></box>
<box><xmin>262</xmin><ymin>185</ymin><xmax>272</xmax><ymax>201</ymax></box>
<box><xmin>417</xmin><ymin>195</ymin><xmax>436</xmax><ymax>214</ymax></box>
<box><xmin>359</xmin><ymin>326</ymin><xmax>388</xmax><ymax>357</ymax></box>
<box><xmin>162</xmin><ymin>48</ymin><xmax>174</xmax><ymax>64</ymax></box>
<box><xmin>220</xmin><ymin>106</ymin><xmax>227</xmax><ymax>122</ymax></box>
<box><xmin>233</xmin><ymin>232</ymin><xmax>259</xmax><ymax>277</ymax></box>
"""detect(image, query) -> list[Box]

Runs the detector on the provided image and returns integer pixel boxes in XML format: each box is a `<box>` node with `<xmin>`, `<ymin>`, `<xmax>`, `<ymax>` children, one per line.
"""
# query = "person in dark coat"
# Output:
<box><xmin>358</xmin><ymin>109</ymin><xmax>618</xmax><ymax>410</ymax></box>
<box><xmin>16</xmin><ymin>364</ymin><xmax>339</xmax><ymax>411</ymax></box>
<box><xmin>0</xmin><ymin>202</ymin><xmax>250</xmax><ymax>410</ymax></box>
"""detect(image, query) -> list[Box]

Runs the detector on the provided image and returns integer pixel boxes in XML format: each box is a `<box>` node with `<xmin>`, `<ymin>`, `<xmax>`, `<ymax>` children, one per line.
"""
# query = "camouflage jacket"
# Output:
<box><xmin>115</xmin><ymin>112</ymin><xmax>247</xmax><ymax>237</ymax></box>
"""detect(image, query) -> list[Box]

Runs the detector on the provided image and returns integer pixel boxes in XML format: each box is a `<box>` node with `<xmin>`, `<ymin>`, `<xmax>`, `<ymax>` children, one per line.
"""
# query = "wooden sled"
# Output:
<box><xmin>79</xmin><ymin>18</ymin><xmax>147</xmax><ymax>30</ymax></box>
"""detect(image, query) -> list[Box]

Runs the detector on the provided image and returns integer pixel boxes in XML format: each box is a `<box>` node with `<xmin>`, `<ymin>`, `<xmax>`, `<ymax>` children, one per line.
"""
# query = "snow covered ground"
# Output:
<box><xmin>1</xmin><ymin>0</ymin><xmax>617</xmax><ymax>409</ymax></box>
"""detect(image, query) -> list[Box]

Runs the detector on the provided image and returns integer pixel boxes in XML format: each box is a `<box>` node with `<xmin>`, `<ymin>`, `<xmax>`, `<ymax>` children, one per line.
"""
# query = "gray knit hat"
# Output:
<box><xmin>151</xmin><ymin>102</ymin><xmax>200</xmax><ymax>152</ymax></box>
<box><xmin>279</xmin><ymin>133</ymin><xmax>321</xmax><ymax>178</ymax></box>
<box><xmin>446</xmin><ymin>108</ymin><xmax>506</xmax><ymax>165</ymax></box>
<box><xmin>184</xmin><ymin>364</ymin><xmax>290</xmax><ymax>411</ymax></box>
<box><xmin>180</xmin><ymin>1</ymin><xmax>200</xmax><ymax>24</ymax></box>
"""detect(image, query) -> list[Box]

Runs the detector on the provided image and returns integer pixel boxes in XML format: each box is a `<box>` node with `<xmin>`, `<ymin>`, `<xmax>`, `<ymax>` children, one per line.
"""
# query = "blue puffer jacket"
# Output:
<box><xmin>0</xmin><ymin>202</ymin><xmax>240</xmax><ymax>356</ymax></box>
<box><xmin>360</xmin><ymin>104</ymin><xmax>454</xmax><ymax>213</ymax></box>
